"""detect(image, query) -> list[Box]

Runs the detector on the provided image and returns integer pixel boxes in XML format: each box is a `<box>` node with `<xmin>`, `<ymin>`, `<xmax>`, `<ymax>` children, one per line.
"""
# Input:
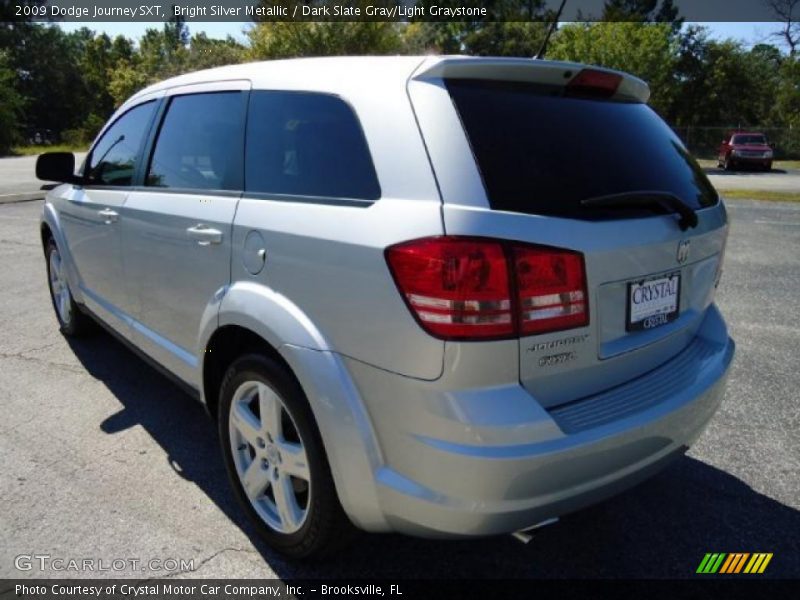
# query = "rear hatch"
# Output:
<box><xmin>430</xmin><ymin>63</ymin><xmax>728</xmax><ymax>408</ymax></box>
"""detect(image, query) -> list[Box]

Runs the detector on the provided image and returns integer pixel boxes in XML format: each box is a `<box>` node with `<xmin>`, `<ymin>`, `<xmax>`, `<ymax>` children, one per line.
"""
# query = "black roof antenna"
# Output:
<box><xmin>535</xmin><ymin>0</ymin><xmax>568</xmax><ymax>59</ymax></box>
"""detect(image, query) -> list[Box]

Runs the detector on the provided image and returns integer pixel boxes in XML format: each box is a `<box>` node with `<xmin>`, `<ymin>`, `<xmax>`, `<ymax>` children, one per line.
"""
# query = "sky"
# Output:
<box><xmin>56</xmin><ymin>21</ymin><xmax>782</xmax><ymax>49</ymax></box>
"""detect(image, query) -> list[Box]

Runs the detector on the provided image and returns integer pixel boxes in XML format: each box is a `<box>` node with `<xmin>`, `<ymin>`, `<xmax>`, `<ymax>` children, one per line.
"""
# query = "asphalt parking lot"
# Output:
<box><xmin>0</xmin><ymin>155</ymin><xmax>47</xmax><ymax>198</ymax></box>
<box><xmin>0</xmin><ymin>154</ymin><xmax>86</xmax><ymax>204</ymax></box>
<box><xmin>0</xmin><ymin>196</ymin><xmax>798</xmax><ymax>580</ymax></box>
<box><xmin>706</xmin><ymin>166</ymin><xmax>800</xmax><ymax>193</ymax></box>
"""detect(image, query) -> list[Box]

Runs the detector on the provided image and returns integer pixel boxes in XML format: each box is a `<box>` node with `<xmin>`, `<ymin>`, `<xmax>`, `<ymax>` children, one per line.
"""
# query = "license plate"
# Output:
<box><xmin>626</xmin><ymin>272</ymin><xmax>681</xmax><ymax>332</ymax></box>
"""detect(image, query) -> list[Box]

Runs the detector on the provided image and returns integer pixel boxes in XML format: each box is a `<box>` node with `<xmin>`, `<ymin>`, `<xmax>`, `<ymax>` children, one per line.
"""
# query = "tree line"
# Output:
<box><xmin>1</xmin><ymin>0</ymin><xmax>799</xmax><ymax>156</ymax></box>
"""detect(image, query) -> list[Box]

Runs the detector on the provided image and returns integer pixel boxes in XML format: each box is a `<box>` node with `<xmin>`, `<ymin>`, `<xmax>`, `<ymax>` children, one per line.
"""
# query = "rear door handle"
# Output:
<box><xmin>98</xmin><ymin>208</ymin><xmax>118</xmax><ymax>224</ymax></box>
<box><xmin>186</xmin><ymin>224</ymin><xmax>223</xmax><ymax>246</ymax></box>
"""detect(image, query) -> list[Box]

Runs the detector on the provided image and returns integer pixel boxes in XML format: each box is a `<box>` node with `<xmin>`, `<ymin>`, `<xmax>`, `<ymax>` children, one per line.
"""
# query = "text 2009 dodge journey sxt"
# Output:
<box><xmin>36</xmin><ymin>56</ymin><xmax>735</xmax><ymax>559</ymax></box>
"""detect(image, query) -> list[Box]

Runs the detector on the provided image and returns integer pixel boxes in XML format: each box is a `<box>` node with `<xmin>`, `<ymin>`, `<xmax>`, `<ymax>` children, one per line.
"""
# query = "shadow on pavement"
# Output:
<box><xmin>67</xmin><ymin>331</ymin><xmax>800</xmax><ymax>579</ymax></box>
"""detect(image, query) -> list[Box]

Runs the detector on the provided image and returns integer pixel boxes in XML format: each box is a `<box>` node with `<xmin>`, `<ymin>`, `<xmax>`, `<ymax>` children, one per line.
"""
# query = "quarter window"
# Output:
<box><xmin>87</xmin><ymin>101</ymin><xmax>156</xmax><ymax>186</ymax></box>
<box><xmin>245</xmin><ymin>91</ymin><xmax>380</xmax><ymax>200</ymax></box>
<box><xmin>146</xmin><ymin>92</ymin><xmax>245</xmax><ymax>191</ymax></box>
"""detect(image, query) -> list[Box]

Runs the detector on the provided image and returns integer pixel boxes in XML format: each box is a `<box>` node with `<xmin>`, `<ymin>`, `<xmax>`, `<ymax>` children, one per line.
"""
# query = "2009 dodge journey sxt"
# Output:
<box><xmin>36</xmin><ymin>56</ymin><xmax>735</xmax><ymax>559</ymax></box>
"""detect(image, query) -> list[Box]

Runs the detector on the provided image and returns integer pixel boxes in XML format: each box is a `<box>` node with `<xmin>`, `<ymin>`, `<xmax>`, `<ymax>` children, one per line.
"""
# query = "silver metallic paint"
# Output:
<box><xmin>40</xmin><ymin>56</ymin><xmax>735</xmax><ymax>538</ymax></box>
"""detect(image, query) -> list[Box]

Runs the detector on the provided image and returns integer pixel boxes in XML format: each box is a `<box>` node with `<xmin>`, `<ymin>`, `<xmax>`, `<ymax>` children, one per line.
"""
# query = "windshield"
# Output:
<box><xmin>447</xmin><ymin>79</ymin><xmax>719</xmax><ymax>219</ymax></box>
<box><xmin>732</xmin><ymin>134</ymin><xmax>767</xmax><ymax>145</ymax></box>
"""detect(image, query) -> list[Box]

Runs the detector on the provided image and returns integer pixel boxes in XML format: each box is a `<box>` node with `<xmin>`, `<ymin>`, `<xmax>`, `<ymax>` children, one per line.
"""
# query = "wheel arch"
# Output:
<box><xmin>200</xmin><ymin>286</ymin><xmax>389</xmax><ymax>531</ymax></box>
<box><xmin>202</xmin><ymin>324</ymin><xmax>293</xmax><ymax>422</ymax></box>
<box><xmin>40</xmin><ymin>202</ymin><xmax>84</xmax><ymax>304</ymax></box>
<box><xmin>199</xmin><ymin>280</ymin><xmax>332</xmax><ymax>415</ymax></box>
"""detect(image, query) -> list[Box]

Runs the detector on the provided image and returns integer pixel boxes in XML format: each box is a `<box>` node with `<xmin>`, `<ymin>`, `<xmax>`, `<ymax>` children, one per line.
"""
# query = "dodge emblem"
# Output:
<box><xmin>677</xmin><ymin>240</ymin><xmax>690</xmax><ymax>264</ymax></box>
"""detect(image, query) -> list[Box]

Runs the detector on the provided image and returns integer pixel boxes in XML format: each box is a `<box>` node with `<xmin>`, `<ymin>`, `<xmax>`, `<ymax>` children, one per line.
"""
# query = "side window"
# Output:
<box><xmin>146</xmin><ymin>92</ymin><xmax>244</xmax><ymax>191</ymax></box>
<box><xmin>245</xmin><ymin>91</ymin><xmax>380</xmax><ymax>200</ymax></box>
<box><xmin>87</xmin><ymin>101</ymin><xmax>156</xmax><ymax>186</ymax></box>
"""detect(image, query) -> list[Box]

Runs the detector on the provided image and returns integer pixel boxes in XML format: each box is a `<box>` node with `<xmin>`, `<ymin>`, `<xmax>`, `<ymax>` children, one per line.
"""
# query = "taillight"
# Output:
<box><xmin>513</xmin><ymin>245</ymin><xmax>588</xmax><ymax>335</ymax></box>
<box><xmin>385</xmin><ymin>237</ymin><xmax>588</xmax><ymax>341</ymax></box>
<box><xmin>385</xmin><ymin>238</ymin><xmax>514</xmax><ymax>340</ymax></box>
<box><xmin>566</xmin><ymin>68</ymin><xmax>622</xmax><ymax>98</ymax></box>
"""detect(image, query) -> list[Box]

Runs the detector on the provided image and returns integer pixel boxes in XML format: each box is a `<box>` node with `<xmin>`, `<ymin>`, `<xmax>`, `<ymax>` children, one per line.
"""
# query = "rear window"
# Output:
<box><xmin>447</xmin><ymin>79</ymin><xmax>718</xmax><ymax>219</ymax></box>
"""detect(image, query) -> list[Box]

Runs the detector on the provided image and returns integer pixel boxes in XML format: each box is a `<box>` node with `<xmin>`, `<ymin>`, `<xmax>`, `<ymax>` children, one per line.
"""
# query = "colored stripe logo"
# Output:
<box><xmin>697</xmin><ymin>553</ymin><xmax>773</xmax><ymax>574</ymax></box>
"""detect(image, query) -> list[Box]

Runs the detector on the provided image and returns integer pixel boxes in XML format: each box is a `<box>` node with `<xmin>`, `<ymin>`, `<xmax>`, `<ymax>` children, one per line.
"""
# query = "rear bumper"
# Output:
<box><xmin>341</xmin><ymin>305</ymin><xmax>734</xmax><ymax>537</ymax></box>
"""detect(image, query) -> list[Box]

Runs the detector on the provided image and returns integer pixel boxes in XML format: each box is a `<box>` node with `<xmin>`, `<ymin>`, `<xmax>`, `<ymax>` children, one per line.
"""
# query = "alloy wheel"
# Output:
<box><xmin>228</xmin><ymin>380</ymin><xmax>311</xmax><ymax>534</ymax></box>
<box><xmin>48</xmin><ymin>247</ymin><xmax>72</xmax><ymax>326</ymax></box>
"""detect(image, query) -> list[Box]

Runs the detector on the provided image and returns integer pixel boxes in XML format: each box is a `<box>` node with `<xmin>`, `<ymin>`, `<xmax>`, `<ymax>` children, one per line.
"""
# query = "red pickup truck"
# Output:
<box><xmin>718</xmin><ymin>132</ymin><xmax>773</xmax><ymax>171</ymax></box>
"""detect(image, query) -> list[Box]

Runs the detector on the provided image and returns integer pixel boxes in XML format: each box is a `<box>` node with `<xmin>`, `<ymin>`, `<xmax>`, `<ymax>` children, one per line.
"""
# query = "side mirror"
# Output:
<box><xmin>36</xmin><ymin>152</ymin><xmax>81</xmax><ymax>184</ymax></box>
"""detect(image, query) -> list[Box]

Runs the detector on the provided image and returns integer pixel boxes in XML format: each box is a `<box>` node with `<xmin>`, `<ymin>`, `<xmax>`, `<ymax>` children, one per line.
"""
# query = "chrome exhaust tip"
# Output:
<box><xmin>511</xmin><ymin>517</ymin><xmax>560</xmax><ymax>544</ymax></box>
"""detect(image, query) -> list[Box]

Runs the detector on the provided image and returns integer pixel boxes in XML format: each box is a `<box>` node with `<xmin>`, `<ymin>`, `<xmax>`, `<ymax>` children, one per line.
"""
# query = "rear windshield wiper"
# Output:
<box><xmin>580</xmin><ymin>191</ymin><xmax>699</xmax><ymax>231</ymax></box>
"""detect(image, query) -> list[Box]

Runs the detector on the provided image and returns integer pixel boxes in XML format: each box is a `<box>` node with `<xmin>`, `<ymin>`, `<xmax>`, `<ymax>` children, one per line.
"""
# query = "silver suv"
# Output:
<box><xmin>37</xmin><ymin>56</ymin><xmax>734</xmax><ymax>559</ymax></box>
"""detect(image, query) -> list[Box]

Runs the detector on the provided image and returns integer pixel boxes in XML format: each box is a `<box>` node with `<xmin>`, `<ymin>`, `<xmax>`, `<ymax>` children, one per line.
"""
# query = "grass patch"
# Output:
<box><xmin>695</xmin><ymin>159</ymin><xmax>718</xmax><ymax>169</ymax></box>
<box><xmin>717</xmin><ymin>189</ymin><xmax>800</xmax><ymax>202</ymax></box>
<box><xmin>695</xmin><ymin>158</ymin><xmax>800</xmax><ymax>170</ymax></box>
<box><xmin>9</xmin><ymin>144</ymin><xmax>88</xmax><ymax>156</ymax></box>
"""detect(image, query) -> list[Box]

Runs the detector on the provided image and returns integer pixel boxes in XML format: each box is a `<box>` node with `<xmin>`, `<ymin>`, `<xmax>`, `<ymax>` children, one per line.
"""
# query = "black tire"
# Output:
<box><xmin>724</xmin><ymin>155</ymin><xmax>734</xmax><ymax>171</ymax></box>
<box><xmin>218</xmin><ymin>353</ymin><xmax>357</xmax><ymax>559</ymax></box>
<box><xmin>45</xmin><ymin>238</ymin><xmax>94</xmax><ymax>337</ymax></box>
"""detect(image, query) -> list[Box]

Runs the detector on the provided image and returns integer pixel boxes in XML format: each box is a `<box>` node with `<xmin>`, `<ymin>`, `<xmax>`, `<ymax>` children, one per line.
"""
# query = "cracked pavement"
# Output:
<box><xmin>0</xmin><ymin>199</ymin><xmax>798</xmax><ymax>579</ymax></box>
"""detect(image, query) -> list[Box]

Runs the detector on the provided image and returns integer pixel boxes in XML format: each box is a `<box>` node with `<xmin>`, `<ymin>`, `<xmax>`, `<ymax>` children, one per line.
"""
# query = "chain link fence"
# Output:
<box><xmin>673</xmin><ymin>126</ymin><xmax>800</xmax><ymax>161</ymax></box>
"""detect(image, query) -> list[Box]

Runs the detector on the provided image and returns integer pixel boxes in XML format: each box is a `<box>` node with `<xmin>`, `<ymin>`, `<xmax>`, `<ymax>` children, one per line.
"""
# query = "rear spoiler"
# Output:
<box><xmin>411</xmin><ymin>56</ymin><xmax>650</xmax><ymax>104</ymax></box>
